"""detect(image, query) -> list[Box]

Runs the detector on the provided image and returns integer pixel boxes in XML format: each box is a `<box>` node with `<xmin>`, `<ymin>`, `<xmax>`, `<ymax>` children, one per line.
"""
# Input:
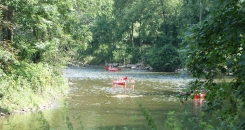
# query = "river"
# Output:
<box><xmin>0</xmin><ymin>66</ymin><xmax>212</xmax><ymax>130</ymax></box>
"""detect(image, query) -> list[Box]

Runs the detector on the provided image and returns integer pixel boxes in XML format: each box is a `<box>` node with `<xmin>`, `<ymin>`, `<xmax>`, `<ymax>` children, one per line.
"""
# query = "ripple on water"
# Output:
<box><xmin>62</xmin><ymin>68</ymin><xmax>197</xmax><ymax>129</ymax></box>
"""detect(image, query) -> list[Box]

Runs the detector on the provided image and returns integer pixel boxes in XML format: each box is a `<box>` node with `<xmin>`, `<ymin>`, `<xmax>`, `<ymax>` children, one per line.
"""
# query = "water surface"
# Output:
<box><xmin>0</xmin><ymin>66</ymin><xmax>209</xmax><ymax>130</ymax></box>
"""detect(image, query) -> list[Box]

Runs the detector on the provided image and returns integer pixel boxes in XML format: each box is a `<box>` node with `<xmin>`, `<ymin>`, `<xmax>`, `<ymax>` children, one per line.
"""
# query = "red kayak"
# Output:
<box><xmin>106</xmin><ymin>65</ymin><xmax>121</xmax><ymax>72</ymax></box>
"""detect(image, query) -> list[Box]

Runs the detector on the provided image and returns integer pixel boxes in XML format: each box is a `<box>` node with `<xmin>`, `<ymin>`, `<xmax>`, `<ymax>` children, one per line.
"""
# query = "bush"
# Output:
<box><xmin>144</xmin><ymin>44</ymin><xmax>181</xmax><ymax>72</ymax></box>
<box><xmin>0</xmin><ymin>62</ymin><xmax>68</xmax><ymax>112</ymax></box>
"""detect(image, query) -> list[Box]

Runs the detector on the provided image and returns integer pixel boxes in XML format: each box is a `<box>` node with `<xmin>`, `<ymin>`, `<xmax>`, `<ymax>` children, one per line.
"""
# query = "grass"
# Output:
<box><xmin>0</xmin><ymin>62</ymin><xmax>68</xmax><ymax>114</ymax></box>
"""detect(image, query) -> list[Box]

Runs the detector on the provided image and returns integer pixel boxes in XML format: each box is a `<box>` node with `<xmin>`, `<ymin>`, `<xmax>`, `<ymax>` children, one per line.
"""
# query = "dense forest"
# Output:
<box><xmin>1</xmin><ymin>0</ymin><xmax>245</xmax><ymax>129</ymax></box>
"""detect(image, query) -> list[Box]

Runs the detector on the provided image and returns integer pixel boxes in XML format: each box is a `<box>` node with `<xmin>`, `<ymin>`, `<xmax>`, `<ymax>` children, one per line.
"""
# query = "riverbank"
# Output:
<box><xmin>1</xmin><ymin>96</ymin><xmax>57</xmax><ymax>116</ymax></box>
<box><xmin>67</xmin><ymin>62</ymin><xmax>154</xmax><ymax>70</ymax></box>
<box><xmin>0</xmin><ymin>63</ymin><xmax>69</xmax><ymax>116</ymax></box>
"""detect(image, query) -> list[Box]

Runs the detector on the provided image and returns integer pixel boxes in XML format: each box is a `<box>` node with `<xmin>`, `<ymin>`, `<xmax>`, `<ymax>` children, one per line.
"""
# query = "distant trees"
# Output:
<box><xmin>86</xmin><ymin>0</ymin><xmax>218</xmax><ymax>71</ymax></box>
<box><xmin>0</xmin><ymin>0</ymin><xmax>220</xmax><ymax>72</ymax></box>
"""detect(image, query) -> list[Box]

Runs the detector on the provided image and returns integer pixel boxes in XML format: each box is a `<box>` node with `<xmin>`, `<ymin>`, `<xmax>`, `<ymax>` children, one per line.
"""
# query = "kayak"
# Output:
<box><xmin>106</xmin><ymin>66</ymin><xmax>121</xmax><ymax>72</ymax></box>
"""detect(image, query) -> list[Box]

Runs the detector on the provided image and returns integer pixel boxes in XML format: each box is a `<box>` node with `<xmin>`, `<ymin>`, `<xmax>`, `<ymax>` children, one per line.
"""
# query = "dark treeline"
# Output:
<box><xmin>0</xmin><ymin>0</ymin><xmax>218</xmax><ymax>71</ymax></box>
<box><xmin>88</xmin><ymin>0</ymin><xmax>219</xmax><ymax>72</ymax></box>
<box><xmin>1</xmin><ymin>0</ymin><xmax>245</xmax><ymax>129</ymax></box>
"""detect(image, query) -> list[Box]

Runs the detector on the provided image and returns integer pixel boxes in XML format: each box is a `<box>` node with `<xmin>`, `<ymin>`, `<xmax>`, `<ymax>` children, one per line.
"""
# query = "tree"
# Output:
<box><xmin>0</xmin><ymin>0</ymin><xmax>81</xmax><ymax>65</ymax></box>
<box><xmin>74</xmin><ymin>0</ymin><xmax>218</xmax><ymax>70</ymax></box>
<box><xmin>1</xmin><ymin>2</ymin><xmax>12</xmax><ymax>43</ymax></box>
<box><xmin>183</xmin><ymin>0</ymin><xmax>245</xmax><ymax>129</ymax></box>
<box><xmin>144</xmin><ymin>44</ymin><xmax>181</xmax><ymax>72</ymax></box>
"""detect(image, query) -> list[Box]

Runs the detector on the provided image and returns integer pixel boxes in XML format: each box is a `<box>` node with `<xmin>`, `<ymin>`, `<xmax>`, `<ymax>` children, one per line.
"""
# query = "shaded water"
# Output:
<box><xmin>0</xmin><ymin>66</ymin><xmax>210</xmax><ymax>129</ymax></box>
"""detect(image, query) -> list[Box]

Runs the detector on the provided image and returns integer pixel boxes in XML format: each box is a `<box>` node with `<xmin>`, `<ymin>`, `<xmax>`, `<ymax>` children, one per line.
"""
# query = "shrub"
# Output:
<box><xmin>144</xmin><ymin>44</ymin><xmax>181</xmax><ymax>72</ymax></box>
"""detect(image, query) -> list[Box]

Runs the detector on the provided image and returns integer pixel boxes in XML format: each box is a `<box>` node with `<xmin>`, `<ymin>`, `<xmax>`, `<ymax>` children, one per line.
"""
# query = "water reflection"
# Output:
<box><xmin>192</xmin><ymin>99</ymin><xmax>205</xmax><ymax>117</ymax></box>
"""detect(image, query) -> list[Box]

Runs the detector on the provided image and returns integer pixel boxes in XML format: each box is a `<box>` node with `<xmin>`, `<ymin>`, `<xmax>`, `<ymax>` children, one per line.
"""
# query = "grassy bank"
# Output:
<box><xmin>0</xmin><ymin>62</ymin><xmax>68</xmax><ymax>114</ymax></box>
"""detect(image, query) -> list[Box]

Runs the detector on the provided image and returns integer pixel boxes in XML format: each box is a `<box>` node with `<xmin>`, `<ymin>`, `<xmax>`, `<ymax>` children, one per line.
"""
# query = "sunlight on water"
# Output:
<box><xmin>61</xmin><ymin>67</ymin><xmax>198</xmax><ymax>129</ymax></box>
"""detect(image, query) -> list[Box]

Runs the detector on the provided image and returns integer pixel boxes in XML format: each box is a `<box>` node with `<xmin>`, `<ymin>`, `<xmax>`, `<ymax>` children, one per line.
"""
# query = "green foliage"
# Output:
<box><xmin>33</xmin><ymin>108</ymin><xmax>51</xmax><ymax>130</ymax></box>
<box><xmin>85</xmin><ymin>0</ymin><xmax>218</xmax><ymax>67</ymax></box>
<box><xmin>1</xmin><ymin>0</ymin><xmax>85</xmax><ymax>65</ymax></box>
<box><xmin>164</xmin><ymin>111</ymin><xmax>179</xmax><ymax>130</ymax></box>
<box><xmin>0</xmin><ymin>48</ymin><xmax>18</xmax><ymax>74</ymax></box>
<box><xmin>0</xmin><ymin>62</ymin><xmax>68</xmax><ymax>112</ymax></box>
<box><xmin>138</xmin><ymin>103</ymin><xmax>158</xmax><ymax>130</ymax></box>
<box><xmin>183</xmin><ymin>0</ymin><xmax>245</xmax><ymax>129</ymax></box>
<box><xmin>1</xmin><ymin>0</ymin><xmax>220</xmax><ymax>68</ymax></box>
<box><xmin>1</xmin><ymin>0</ymin><xmax>234</xmax><ymax>128</ymax></box>
<box><xmin>144</xmin><ymin>44</ymin><xmax>181</xmax><ymax>72</ymax></box>
<box><xmin>0</xmin><ymin>0</ymin><xmax>79</xmax><ymax>113</ymax></box>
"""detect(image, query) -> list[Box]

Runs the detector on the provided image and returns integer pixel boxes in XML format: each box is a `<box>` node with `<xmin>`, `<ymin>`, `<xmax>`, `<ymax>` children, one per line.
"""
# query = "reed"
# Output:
<box><xmin>138</xmin><ymin>102</ymin><xmax>158</xmax><ymax>130</ymax></box>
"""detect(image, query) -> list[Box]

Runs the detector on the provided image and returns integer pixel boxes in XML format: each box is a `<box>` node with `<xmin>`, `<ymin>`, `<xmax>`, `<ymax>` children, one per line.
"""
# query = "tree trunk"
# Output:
<box><xmin>2</xmin><ymin>5</ymin><xmax>13</xmax><ymax>43</ymax></box>
<box><xmin>139</xmin><ymin>20</ymin><xmax>142</xmax><ymax>47</ymax></box>
<box><xmin>160</xmin><ymin>0</ymin><xmax>168</xmax><ymax>36</ymax></box>
<box><xmin>130</xmin><ymin>23</ymin><xmax>134</xmax><ymax>48</ymax></box>
<box><xmin>199</xmin><ymin>0</ymin><xmax>202</xmax><ymax>24</ymax></box>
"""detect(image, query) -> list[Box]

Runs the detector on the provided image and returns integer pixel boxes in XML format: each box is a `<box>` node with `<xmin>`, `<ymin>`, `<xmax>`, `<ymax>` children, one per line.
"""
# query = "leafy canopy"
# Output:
<box><xmin>183</xmin><ymin>0</ymin><xmax>245</xmax><ymax>129</ymax></box>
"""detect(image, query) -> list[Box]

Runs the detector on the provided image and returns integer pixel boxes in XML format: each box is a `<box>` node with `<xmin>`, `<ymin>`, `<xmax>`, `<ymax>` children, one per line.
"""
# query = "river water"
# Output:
<box><xmin>0</xmin><ymin>66</ymin><xmax>212</xmax><ymax>130</ymax></box>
